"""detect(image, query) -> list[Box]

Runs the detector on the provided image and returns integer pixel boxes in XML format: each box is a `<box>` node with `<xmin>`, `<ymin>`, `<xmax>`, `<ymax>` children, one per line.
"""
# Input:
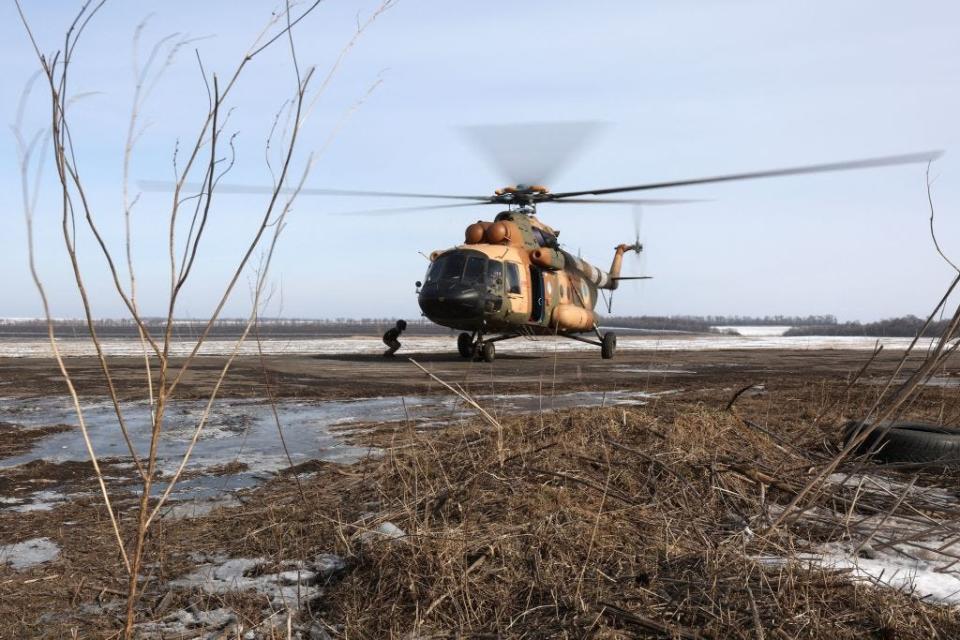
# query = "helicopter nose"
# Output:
<box><xmin>418</xmin><ymin>282</ymin><xmax>484</xmax><ymax>320</ymax></box>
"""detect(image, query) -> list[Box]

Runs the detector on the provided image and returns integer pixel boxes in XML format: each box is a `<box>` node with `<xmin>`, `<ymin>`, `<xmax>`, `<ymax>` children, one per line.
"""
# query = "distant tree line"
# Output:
<box><xmin>601</xmin><ymin>316</ymin><xmax>716</xmax><ymax>332</ymax></box>
<box><xmin>0</xmin><ymin>317</ymin><xmax>447</xmax><ymax>338</ymax></box>
<box><xmin>600</xmin><ymin>315</ymin><xmax>837</xmax><ymax>332</ymax></box>
<box><xmin>696</xmin><ymin>315</ymin><xmax>837</xmax><ymax>326</ymax></box>
<box><xmin>784</xmin><ymin>315</ymin><xmax>952</xmax><ymax>338</ymax></box>
<box><xmin>1</xmin><ymin>314</ymin><xmax>943</xmax><ymax>339</ymax></box>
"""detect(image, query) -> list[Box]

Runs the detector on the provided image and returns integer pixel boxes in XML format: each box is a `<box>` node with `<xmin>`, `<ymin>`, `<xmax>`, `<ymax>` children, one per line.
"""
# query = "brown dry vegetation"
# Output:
<box><xmin>3</xmin><ymin>375</ymin><xmax>960</xmax><ymax>638</ymax></box>
<box><xmin>0</xmin><ymin>423</ymin><xmax>72</xmax><ymax>459</ymax></box>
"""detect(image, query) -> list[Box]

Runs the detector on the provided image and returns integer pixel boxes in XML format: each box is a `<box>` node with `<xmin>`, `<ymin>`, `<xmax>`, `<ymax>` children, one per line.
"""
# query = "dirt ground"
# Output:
<box><xmin>1</xmin><ymin>347</ymin><xmax>952</xmax><ymax>401</ymax></box>
<box><xmin>1</xmin><ymin>347</ymin><xmax>959</xmax><ymax>638</ymax></box>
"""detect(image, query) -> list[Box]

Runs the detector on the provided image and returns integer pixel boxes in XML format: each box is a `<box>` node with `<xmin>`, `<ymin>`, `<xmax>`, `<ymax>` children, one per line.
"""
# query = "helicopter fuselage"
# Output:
<box><xmin>417</xmin><ymin>210</ymin><xmax>633</xmax><ymax>337</ymax></box>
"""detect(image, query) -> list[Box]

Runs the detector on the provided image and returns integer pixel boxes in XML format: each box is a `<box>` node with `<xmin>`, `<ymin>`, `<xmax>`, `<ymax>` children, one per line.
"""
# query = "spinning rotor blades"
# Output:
<box><xmin>549</xmin><ymin>151</ymin><xmax>943</xmax><ymax>199</ymax></box>
<box><xmin>459</xmin><ymin>121</ymin><xmax>607</xmax><ymax>187</ymax></box>
<box><xmin>139</xmin><ymin>146</ymin><xmax>943</xmax><ymax>213</ymax></box>
<box><xmin>332</xmin><ymin>197</ymin><xmax>696</xmax><ymax>216</ymax></box>
<box><xmin>547</xmin><ymin>197</ymin><xmax>703</xmax><ymax>205</ymax></box>
<box><xmin>138</xmin><ymin>180</ymin><xmax>490</xmax><ymax>201</ymax></box>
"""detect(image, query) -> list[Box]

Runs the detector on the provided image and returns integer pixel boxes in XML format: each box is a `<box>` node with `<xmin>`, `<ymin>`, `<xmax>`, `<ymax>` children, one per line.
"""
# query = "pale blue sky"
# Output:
<box><xmin>2</xmin><ymin>1</ymin><xmax>959</xmax><ymax>321</ymax></box>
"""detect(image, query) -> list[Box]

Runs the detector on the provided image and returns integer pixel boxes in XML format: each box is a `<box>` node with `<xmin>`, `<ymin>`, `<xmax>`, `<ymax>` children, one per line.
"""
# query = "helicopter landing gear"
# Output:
<box><xmin>457</xmin><ymin>332</ymin><xmax>474</xmax><ymax>358</ymax></box>
<box><xmin>479</xmin><ymin>341</ymin><xmax>496</xmax><ymax>363</ymax></box>
<box><xmin>601</xmin><ymin>332</ymin><xmax>617</xmax><ymax>360</ymax></box>
<box><xmin>470</xmin><ymin>334</ymin><xmax>497</xmax><ymax>363</ymax></box>
<box><xmin>461</xmin><ymin>332</ymin><xmax>518</xmax><ymax>362</ymax></box>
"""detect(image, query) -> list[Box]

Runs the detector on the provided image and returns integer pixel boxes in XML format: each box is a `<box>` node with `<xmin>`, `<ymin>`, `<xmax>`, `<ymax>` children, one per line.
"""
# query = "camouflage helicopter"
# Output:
<box><xmin>415</xmin><ymin>192</ymin><xmax>647</xmax><ymax>362</ymax></box>
<box><xmin>398</xmin><ymin>148</ymin><xmax>940</xmax><ymax>362</ymax></box>
<box><xmin>284</xmin><ymin>154</ymin><xmax>941</xmax><ymax>361</ymax></box>
<box><xmin>141</xmin><ymin>125</ymin><xmax>940</xmax><ymax>362</ymax></box>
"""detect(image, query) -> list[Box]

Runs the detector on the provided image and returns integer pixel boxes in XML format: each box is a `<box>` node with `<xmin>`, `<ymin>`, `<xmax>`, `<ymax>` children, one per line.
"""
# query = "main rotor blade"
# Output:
<box><xmin>549</xmin><ymin>150</ymin><xmax>943</xmax><ymax>199</ymax></box>
<box><xmin>331</xmin><ymin>201</ymin><xmax>489</xmax><ymax>216</ymax></box>
<box><xmin>138</xmin><ymin>180</ymin><xmax>491</xmax><ymax>201</ymax></box>
<box><xmin>547</xmin><ymin>197</ymin><xmax>703</xmax><ymax>205</ymax></box>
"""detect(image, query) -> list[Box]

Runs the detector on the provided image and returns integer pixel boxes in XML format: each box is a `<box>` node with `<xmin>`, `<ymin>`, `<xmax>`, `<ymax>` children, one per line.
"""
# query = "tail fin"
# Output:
<box><xmin>606</xmin><ymin>242</ymin><xmax>641</xmax><ymax>290</ymax></box>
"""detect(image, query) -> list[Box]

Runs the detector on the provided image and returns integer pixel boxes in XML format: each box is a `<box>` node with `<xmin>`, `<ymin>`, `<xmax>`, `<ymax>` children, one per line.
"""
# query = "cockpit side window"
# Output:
<box><xmin>505</xmin><ymin>261</ymin><xmax>522</xmax><ymax>295</ymax></box>
<box><xmin>487</xmin><ymin>260</ymin><xmax>503</xmax><ymax>292</ymax></box>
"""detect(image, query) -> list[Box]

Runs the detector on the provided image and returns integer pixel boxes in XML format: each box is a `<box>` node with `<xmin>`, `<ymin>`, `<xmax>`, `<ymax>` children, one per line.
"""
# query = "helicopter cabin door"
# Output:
<box><xmin>529</xmin><ymin>266</ymin><xmax>545</xmax><ymax>323</ymax></box>
<box><xmin>504</xmin><ymin>260</ymin><xmax>528</xmax><ymax>323</ymax></box>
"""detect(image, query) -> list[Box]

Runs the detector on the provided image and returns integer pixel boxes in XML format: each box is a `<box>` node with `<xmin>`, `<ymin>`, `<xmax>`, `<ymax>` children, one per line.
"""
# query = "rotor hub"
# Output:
<box><xmin>492</xmin><ymin>184</ymin><xmax>551</xmax><ymax>208</ymax></box>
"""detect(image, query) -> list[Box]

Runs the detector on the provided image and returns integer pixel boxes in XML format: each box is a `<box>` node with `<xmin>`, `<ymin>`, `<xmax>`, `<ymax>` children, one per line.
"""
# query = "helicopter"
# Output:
<box><xmin>400</xmin><ymin>149</ymin><xmax>940</xmax><ymax>362</ymax></box>
<box><xmin>141</xmin><ymin>125</ymin><xmax>941</xmax><ymax>362</ymax></box>
<box><xmin>415</xmin><ymin>193</ymin><xmax>646</xmax><ymax>362</ymax></box>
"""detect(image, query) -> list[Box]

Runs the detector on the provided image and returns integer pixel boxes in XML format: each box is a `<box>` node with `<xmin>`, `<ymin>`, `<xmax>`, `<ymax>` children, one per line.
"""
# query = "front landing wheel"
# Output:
<box><xmin>457</xmin><ymin>332</ymin><xmax>473</xmax><ymax>358</ymax></box>
<box><xmin>480</xmin><ymin>341</ymin><xmax>496</xmax><ymax>363</ymax></box>
<box><xmin>601</xmin><ymin>332</ymin><xmax>617</xmax><ymax>360</ymax></box>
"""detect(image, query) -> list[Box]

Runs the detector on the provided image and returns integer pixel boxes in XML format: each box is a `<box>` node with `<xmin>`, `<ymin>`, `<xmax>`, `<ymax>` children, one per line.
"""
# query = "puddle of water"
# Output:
<box><xmin>922</xmin><ymin>377</ymin><xmax>960</xmax><ymax>388</ymax></box>
<box><xmin>0</xmin><ymin>389</ymin><xmax>665</xmax><ymax>510</ymax></box>
<box><xmin>863</xmin><ymin>376</ymin><xmax>960</xmax><ymax>388</ymax></box>
<box><xmin>613</xmin><ymin>366</ymin><xmax>695</xmax><ymax>375</ymax></box>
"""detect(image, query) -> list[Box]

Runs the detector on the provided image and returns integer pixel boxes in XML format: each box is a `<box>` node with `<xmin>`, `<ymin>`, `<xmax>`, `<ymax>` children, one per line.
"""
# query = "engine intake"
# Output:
<box><xmin>530</xmin><ymin>247</ymin><xmax>565</xmax><ymax>271</ymax></box>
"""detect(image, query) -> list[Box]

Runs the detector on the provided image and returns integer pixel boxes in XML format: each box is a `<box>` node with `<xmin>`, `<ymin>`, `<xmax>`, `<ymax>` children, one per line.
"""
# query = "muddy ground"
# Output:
<box><xmin>1</xmin><ymin>346</ymin><xmax>959</xmax><ymax>638</ymax></box>
<box><xmin>1</xmin><ymin>347</ymin><xmax>954</xmax><ymax>401</ymax></box>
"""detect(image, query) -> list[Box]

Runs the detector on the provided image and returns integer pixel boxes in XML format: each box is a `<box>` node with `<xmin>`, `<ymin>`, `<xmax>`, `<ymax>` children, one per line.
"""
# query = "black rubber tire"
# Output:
<box><xmin>457</xmin><ymin>332</ymin><xmax>473</xmax><ymax>358</ymax></box>
<box><xmin>481</xmin><ymin>341</ymin><xmax>495</xmax><ymax>363</ymax></box>
<box><xmin>601</xmin><ymin>332</ymin><xmax>617</xmax><ymax>360</ymax></box>
<box><xmin>845</xmin><ymin>420</ymin><xmax>960</xmax><ymax>466</ymax></box>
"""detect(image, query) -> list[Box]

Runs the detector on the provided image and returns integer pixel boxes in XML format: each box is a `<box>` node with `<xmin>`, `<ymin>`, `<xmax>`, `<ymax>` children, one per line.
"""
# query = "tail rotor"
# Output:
<box><xmin>632</xmin><ymin>205</ymin><xmax>648</xmax><ymax>280</ymax></box>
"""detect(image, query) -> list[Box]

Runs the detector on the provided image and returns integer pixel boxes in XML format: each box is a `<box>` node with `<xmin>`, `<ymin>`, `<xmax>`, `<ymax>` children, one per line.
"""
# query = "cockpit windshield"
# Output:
<box><xmin>426</xmin><ymin>253</ymin><xmax>465</xmax><ymax>284</ymax></box>
<box><xmin>463</xmin><ymin>256</ymin><xmax>485</xmax><ymax>284</ymax></box>
<box><xmin>425</xmin><ymin>252</ymin><xmax>498</xmax><ymax>288</ymax></box>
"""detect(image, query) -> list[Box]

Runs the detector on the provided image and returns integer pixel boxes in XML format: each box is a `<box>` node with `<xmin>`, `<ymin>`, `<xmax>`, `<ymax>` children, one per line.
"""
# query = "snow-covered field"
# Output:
<box><xmin>0</xmin><ymin>332</ymin><xmax>939</xmax><ymax>358</ymax></box>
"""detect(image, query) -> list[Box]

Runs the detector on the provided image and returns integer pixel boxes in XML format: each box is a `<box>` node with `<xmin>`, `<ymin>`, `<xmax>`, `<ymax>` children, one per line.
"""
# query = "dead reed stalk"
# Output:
<box><xmin>13</xmin><ymin>1</ymin><xmax>392</xmax><ymax>635</ymax></box>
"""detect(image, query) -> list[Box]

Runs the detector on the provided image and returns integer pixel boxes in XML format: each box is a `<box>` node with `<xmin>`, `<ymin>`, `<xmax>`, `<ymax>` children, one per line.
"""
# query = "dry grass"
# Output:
<box><xmin>3</xmin><ymin>385</ymin><xmax>960</xmax><ymax>638</ymax></box>
<box><xmin>310</xmin><ymin>406</ymin><xmax>960</xmax><ymax>639</ymax></box>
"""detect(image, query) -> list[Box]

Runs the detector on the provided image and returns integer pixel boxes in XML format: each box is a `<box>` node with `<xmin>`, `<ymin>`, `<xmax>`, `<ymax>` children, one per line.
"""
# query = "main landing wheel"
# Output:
<box><xmin>480</xmin><ymin>341</ymin><xmax>496</xmax><ymax>363</ymax></box>
<box><xmin>457</xmin><ymin>332</ymin><xmax>473</xmax><ymax>358</ymax></box>
<box><xmin>601</xmin><ymin>332</ymin><xmax>617</xmax><ymax>360</ymax></box>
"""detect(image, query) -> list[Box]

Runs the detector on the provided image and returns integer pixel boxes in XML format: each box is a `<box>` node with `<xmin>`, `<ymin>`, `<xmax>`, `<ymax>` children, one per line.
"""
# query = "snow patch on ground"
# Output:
<box><xmin>827</xmin><ymin>472</ymin><xmax>959</xmax><ymax>510</ymax></box>
<box><xmin>0</xmin><ymin>537</ymin><xmax>60</xmax><ymax>570</ymax></box>
<box><xmin>0</xmin><ymin>333</ymin><xmax>943</xmax><ymax>358</ymax></box>
<box><xmin>170</xmin><ymin>553</ymin><xmax>346</xmax><ymax>610</ymax></box>
<box><xmin>808</xmin><ymin>542</ymin><xmax>960</xmax><ymax>604</ymax></box>
<box><xmin>762</xmin><ymin>473</ymin><xmax>960</xmax><ymax>605</ymax></box>
<box><xmin>4</xmin><ymin>490</ymin><xmax>68</xmax><ymax>513</ymax></box>
<box><xmin>134</xmin><ymin>608</ymin><xmax>237</xmax><ymax>639</ymax></box>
